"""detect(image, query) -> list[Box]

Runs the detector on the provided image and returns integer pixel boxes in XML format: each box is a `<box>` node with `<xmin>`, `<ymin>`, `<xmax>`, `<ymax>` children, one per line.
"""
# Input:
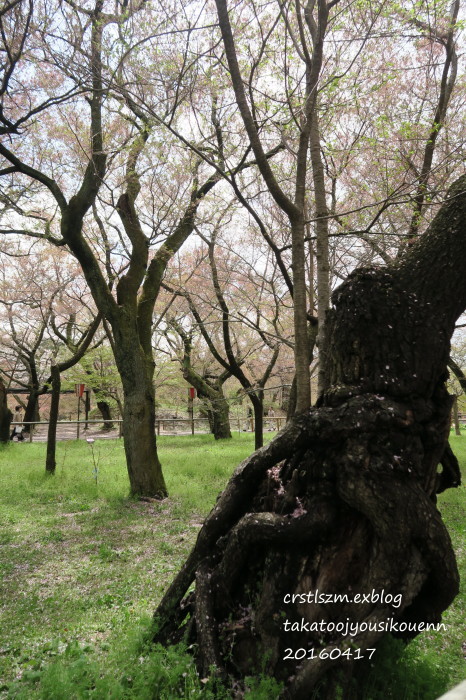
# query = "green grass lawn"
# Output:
<box><xmin>0</xmin><ymin>433</ymin><xmax>464</xmax><ymax>699</ymax></box>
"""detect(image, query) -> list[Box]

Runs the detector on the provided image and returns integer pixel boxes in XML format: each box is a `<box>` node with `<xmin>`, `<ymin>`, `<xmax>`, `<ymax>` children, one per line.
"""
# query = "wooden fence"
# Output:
<box><xmin>10</xmin><ymin>416</ymin><xmax>286</xmax><ymax>441</ymax></box>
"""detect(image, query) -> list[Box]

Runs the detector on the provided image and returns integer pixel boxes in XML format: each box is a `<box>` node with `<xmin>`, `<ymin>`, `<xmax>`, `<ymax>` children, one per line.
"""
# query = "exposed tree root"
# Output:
<box><xmin>154</xmin><ymin>393</ymin><xmax>460</xmax><ymax>696</ymax></box>
<box><xmin>154</xmin><ymin>177</ymin><xmax>466</xmax><ymax>695</ymax></box>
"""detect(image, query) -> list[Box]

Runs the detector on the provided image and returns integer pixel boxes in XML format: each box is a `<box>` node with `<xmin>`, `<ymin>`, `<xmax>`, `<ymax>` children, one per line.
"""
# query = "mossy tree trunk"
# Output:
<box><xmin>111</xmin><ymin>320</ymin><xmax>165</xmax><ymax>496</ymax></box>
<box><xmin>153</xmin><ymin>175</ymin><xmax>466</xmax><ymax>697</ymax></box>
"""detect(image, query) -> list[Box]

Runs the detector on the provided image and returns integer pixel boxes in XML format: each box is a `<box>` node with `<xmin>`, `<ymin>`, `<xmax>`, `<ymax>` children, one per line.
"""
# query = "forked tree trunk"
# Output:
<box><xmin>153</xmin><ymin>175</ymin><xmax>466</xmax><ymax>697</ymax></box>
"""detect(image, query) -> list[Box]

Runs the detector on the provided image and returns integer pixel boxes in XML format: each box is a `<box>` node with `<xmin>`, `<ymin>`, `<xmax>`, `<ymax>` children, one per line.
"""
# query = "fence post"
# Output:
<box><xmin>157</xmin><ymin>420</ymin><xmax>160</xmax><ymax>436</ymax></box>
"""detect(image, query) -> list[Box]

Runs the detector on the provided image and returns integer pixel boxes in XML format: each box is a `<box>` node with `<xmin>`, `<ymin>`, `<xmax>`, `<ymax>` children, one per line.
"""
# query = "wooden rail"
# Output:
<box><xmin>10</xmin><ymin>416</ymin><xmax>285</xmax><ymax>441</ymax></box>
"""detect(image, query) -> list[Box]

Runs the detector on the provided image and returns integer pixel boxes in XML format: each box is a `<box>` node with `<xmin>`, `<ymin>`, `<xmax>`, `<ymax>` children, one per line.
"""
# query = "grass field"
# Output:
<box><xmin>0</xmin><ymin>433</ymin><xmax>464</xmax><ymax>699</ymax></box>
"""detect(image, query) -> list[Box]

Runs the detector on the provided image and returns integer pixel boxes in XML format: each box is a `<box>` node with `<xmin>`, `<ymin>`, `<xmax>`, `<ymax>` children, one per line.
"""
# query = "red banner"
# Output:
<box><xmin>189</xmin><ymin>387</ymin><xmax>196</xmax><ymax>399</ymax></box>
<box><xmin>75</xmin><ymin>383</ymin><xmax>85</xmax><ymax>398</ymax></box>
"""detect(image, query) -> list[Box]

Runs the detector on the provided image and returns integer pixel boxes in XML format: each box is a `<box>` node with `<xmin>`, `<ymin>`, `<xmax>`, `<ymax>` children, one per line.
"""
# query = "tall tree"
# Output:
<box><xmin>0</xmin><ymin>0</ymin><xmax>284</xmax><ymax>496</ymax></box>
<box><xmin>166</xmin><ymin>220</ymin><xmax>287</xmax><ymax>448</ymax></box>
<box><xmin>45</xmin><ymin>311</ymin><xmax>102</xmax><ymax>474</ymax></box>
<box><xmin>213</xmin><ymin>0</ymin><xmax>335</xmax><ymax>410</ymax></box>
<box><xmin>0</xmin><ymin>249</ymin><xmax>70</xmax><ymax>430</ymax></box>
<box><xmin>405</xmin><ymin>0</ymin><xmax>460</xmax><ymax>241</ymax></box>
<box><xmin>154</xmin><ymin>174</ymin><xmax>465</xmax><ymax>698</ymax></box>
<box><xmin>209</xmin><ymin>0</ymin><xmax>463</xmax><ymax>403</ymax></box>
<box><xmin>167</xmin><ymin>318</ymin><xmax>233</xmax><ymax>440</ymax></box>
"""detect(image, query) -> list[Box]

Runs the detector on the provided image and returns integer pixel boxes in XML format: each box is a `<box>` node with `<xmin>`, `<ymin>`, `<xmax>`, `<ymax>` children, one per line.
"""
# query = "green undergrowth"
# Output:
<box><xmin>0</xmin><ymin>433</ymin><xmax>464</xmax><ymax>699</ymax></box>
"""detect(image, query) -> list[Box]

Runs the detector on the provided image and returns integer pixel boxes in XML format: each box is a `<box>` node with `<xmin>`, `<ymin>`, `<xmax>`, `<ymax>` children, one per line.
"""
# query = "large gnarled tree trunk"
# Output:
<box><xmin>153</xmin><ymin>175</ymin><xmax>465</xmax><ymax>697</ymax></box>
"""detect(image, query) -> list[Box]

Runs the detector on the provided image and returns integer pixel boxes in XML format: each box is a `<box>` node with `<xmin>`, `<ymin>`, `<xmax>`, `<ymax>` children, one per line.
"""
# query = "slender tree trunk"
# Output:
<box><xmin>97</xmin><ymin>400</ymin><xmax>114</xmax><ymax>431</ymax></box>
<box><xmin>407</xmin><ymin>0</ymin><xmax>459</xmax><ymax>241</ymax></box>
<box><xmin>286</xmin><ymin>322</ymin><xmax>319</xmax><ymax>420</ymax></box>
<box><xmin>452</xmin><ymin>395</ymin><xmax>461</xmax><ymax>436</ymax></box>
<box><xmin>0</xmin><ymin>378</ymin><xmax>12</xmax><ymax>443</ymax></box>
<box><xmin>153</xmin><ymin>175</ymin><xmax>466</xmax><ymax>698</ymax></box>
<box><xmin>250</xmin><ymin>395</ymin><xmax>264</xmax><ymax>450</ymax></box>
<box><xmin>286</xmin><ymin>376</ymin><xmax>297</xmax><ymax>421</ymax></box>
<box><xmin>310</xmin><ymin>107</ymin><xmax>330</xmax><ymax>397</ymax></box>
<box><xmin>291</xmin><ymin>217</ymin><xmax>311</xmax><ymax>411</ymax></box>
<box><xmin>45</xmin><ymin>365</ymin><xmax>61</xmax><ymax>474</ymax></box>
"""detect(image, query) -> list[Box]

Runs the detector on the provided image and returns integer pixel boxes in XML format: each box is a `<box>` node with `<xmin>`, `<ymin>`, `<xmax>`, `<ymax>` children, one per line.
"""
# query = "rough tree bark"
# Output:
<box><xmin>202</xmin><ymin>392</ymin><xmax>232</xmax><ymax>440</ymax></box>
<box><xmin>153</xmin><ymin>175</ymin><xmax>465</xmax><ymax>697</ymax></box>
<box><xmin>22</xmin><ymin>392</ymin><xmax>39</xmax><ymax>432</ymax></box>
